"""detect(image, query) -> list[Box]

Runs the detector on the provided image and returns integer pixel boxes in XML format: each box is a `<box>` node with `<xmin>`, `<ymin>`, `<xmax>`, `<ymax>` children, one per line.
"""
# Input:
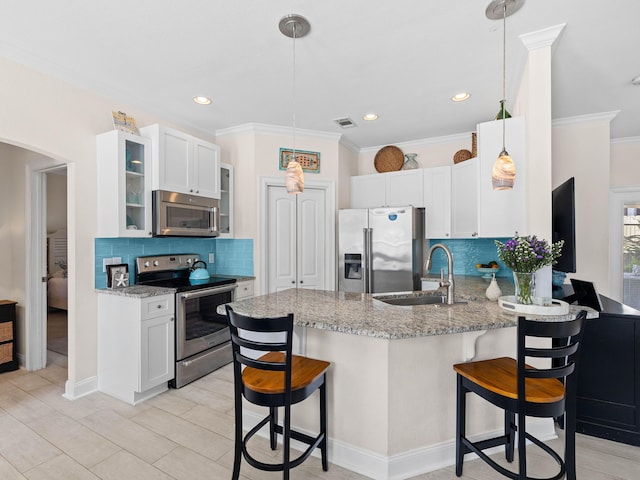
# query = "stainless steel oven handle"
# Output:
<box><xmin>178</xmin><ymin>284</ymin><xmax>237</xmax><ymax>301</ymax></box>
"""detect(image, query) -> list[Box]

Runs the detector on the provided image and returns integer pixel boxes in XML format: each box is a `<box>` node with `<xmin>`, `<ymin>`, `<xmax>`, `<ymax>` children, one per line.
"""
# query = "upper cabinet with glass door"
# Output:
<box><xmin>219</xmin><ymin>162</ymin><xmax>234</xmax><ymax>237</ymax></box>
<box><xmin>97</xmin><ymin>130</ymin><xmax>152</xmax><ymax>237</ymax></box>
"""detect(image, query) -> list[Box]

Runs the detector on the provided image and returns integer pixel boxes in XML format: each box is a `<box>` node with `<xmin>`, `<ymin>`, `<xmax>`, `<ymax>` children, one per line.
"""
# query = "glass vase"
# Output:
<box><xmin>513</xmin><ymin>271</ymin><xmax>535</xmax><ymax>305</ymax></box>
<box><xmin>402</xmin><ymin>153</ymin><xmax>419</xmax><ymax>170</ymax></box>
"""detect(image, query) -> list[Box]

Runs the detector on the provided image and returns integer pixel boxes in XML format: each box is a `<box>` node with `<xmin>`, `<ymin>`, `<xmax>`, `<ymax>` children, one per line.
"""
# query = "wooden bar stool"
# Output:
<box><xmin>453</xmin><ymin>310</ymin><xmax>587</xmax><ymax>480</ymax></box>
<box><xmin>225</xmin><ymin>305</ymin><xmax>330</xmax><ymax>480</ymax></box>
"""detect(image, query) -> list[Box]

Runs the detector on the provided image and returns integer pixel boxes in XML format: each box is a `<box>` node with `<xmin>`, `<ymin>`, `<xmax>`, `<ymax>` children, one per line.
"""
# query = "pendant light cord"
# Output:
<box><xmin>501</xmin><ymin>2</ymin><xmax>507</xmax><ymax>153</ymax></box>
<box><xmin>292</xmin><ymin>22</ymin><xmax>297</xmax><ymax>160</ymax></box>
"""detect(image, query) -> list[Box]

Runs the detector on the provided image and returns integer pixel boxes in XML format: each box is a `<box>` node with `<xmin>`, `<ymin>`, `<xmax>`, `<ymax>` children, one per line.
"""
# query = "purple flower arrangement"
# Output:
<box><xmin>495</xmin><ymin>234</ymin><xmax>564</xmax><ymax>273</ymax></box>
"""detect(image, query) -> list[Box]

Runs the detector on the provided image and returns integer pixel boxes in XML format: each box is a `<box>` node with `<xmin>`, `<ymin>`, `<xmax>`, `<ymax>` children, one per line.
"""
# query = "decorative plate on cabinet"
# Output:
<box><xmin>374</xmin><ymin>145</ymin><xmax>404</xmax><ymax>173</ymax></box>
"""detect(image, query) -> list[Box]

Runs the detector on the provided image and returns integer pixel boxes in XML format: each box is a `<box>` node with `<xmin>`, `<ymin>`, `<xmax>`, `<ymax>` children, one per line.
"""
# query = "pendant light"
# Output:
<box><xmin>279</xmin><ymin>14</ymin><xmax>310</xmax><ymax>194</ymax></box>
<box><xmin>486</xmin><ymin>0</ymin><xmax>524</xmax><ymax>190</ymax></box>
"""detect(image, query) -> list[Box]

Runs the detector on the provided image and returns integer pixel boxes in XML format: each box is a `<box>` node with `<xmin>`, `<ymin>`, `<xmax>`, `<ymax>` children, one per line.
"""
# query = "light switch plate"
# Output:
<box><xmin>208</xmin><ymin>253</ymin><xmax>215</xmax><ymax>264</ymax></box>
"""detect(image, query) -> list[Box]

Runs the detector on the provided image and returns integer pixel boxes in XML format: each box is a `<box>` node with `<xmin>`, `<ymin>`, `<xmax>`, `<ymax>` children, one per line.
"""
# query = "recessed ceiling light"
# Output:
<box><xmin>363</xmin><ymin>113</ymin><xmax>379</xmax><ymax>121</ymax></box>
<box><xmin>193</xmin><ymin>96</ymin><xmax>212</xmax><ymax>105</ymax></box>
<box><xmin>632</xmin><ymin>75</ymin><xmax>640</xmax><ymax>86</ymax></box>
<box><xmin>452</xmin><ymin>92</ymin><xmax>471</xmax><ymax>102</ymax></box>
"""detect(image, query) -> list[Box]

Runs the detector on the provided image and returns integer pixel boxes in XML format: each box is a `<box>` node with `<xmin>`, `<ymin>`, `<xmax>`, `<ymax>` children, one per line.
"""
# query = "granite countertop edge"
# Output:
<box><xmin>220</xmin><ymin>276</ymin><xmax>599</xmax><ymax>340</ymax></box>
<box><xmin>95</xmin><ymin>286</ymin><xmax>176</xmax><ymax>298</ymax></box>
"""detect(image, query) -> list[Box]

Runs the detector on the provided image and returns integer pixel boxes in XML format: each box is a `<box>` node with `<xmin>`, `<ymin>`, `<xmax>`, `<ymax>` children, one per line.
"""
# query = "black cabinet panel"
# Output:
<box><xmin>0</xmin><ymin>300</ymin><xmax>18</xmax><ymax>373</ymax></box>
<box><xmin>575</xmin><ymin>307</ymin><xmax>640</xmax><ymax>445</ymax></box>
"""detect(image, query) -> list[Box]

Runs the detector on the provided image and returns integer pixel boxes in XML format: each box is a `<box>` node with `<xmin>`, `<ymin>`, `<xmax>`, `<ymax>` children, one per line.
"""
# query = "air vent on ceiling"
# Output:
<box><xmin>334</xmin><ymin>117</ymin><xmax>357</xmax><ymax>128</ymax></box>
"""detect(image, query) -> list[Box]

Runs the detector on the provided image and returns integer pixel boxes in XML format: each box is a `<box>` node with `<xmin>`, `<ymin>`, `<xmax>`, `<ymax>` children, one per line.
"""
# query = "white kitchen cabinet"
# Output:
<box><xmin>351</xmin><ymin>169</ymin><xmax>423</xmax><ymax>208</ymax></box>
<box><xmin>423</xmin><ymin>166</ymin><xmax>451</xmax><ymax>238</ymax></box>
<box><xmin>140</xmin><ymin>124</ymin><xmax>221</xmax><ymax>199</ymax></box>
<box><xmin>96</xmin><ymin>130</ymin><xmax>153</xmax><ymax>237</ymax></box>
<box><xmin>98</xmin><ymin>293</ymin><xmax>175</xmax><ymax>405</ymax></box>
<box><xmin>477</xmin><ymin>117</ymin><xmax>527</xmax><ymax>237</ymax></box>
<box><xmin>386</xmin><ymin>169</ymin><xmax>424</xmax><ymax>207</ymax></box>
<box><xmin>351</xmin><ymin>174</ymin><xmax>386</xmax><ymax>208</ymax></box>
<box><xmin>235</xmin><ymin>279</ymin><xmax>254</xmax><ymax>300</ymax></box>
<box><xmin>219</xmin><ymin>162</ymin><xmax>234</xmax><ymax>237</ymax></box>
<box><xmin>451</xmin><ymin>158</ymin><xmax>479</xmax><ymax>238</ymax></box>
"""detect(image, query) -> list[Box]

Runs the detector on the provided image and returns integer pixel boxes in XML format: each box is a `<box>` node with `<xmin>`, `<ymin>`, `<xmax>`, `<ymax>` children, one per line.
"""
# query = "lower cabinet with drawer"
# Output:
<box><xmin>235</xmin><ymin>279</ymin><xmax>254</xmax><ymax>300</ymax></box>
<box><xmin>98</xmin><ymin>292</ymin><xmax>175</xmax><ymax>405</ymax></box>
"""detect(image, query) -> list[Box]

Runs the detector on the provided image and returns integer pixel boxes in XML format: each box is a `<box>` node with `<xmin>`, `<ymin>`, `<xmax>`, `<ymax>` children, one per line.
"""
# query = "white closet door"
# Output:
<box><xmin>297</xmin><ymin>188</ymin><xmax>326</xmax><ymax>290</ymax></box>
<box><xmin>267</xmin><ymin>186</ymin><xmax>297</xmax><ymax>292</ymax></box>
<box><xmin>266</xmin><ymin>185</ymin><xmax>326</xmax><ymax>293</ymax></box>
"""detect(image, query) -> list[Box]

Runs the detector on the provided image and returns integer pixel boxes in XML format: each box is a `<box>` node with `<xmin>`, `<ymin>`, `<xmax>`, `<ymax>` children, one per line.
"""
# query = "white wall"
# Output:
<box><xmin>0</xmin><ymin>56</ymin><xmax>185</xmax><ymax>392</ymax></box>
<box><xmin>611</xmin><ymin>137</ymin><xmax>640</xmax><ymax>187</ymax></box>
<box><xmin>0</xmin><ymin>145</ymin><xmax>17</xmax><ymax>301</ymax></box>
<box><xmin>47</xmin><ymin>172</ymin><xmax>67</xmax><ymax>234</ymax></box>
<box><xmin>553</xmin><ymin>119</ymin><xmax>613</xmax><ymax>295</ymax></box>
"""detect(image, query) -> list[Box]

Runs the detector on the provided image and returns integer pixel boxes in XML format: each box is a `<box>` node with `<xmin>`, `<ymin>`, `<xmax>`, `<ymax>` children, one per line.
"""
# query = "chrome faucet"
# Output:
<box><xmin>425</xmin><ymin>243</ymin><xmax>455</xmax><ymax>305</ymax></box>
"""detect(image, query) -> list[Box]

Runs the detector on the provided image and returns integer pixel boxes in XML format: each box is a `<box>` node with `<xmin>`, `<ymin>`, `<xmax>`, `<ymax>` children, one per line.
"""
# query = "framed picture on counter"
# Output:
<box><xmin>107</xmin><ymin>263</ymin><xmax>129</xmax><ymax>289</ymax></box>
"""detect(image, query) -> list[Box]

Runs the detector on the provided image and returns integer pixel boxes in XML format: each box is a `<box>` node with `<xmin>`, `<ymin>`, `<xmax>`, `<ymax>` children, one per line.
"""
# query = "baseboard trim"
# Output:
<box><xmin>243</xmin><ymin>411</ymin><xmax>556</xmax><ymax>480</ymax></box>
<box><xmin>63</xmin><ymin>375</ymin><xmax>98</xmax><ymax>400</ymax></box>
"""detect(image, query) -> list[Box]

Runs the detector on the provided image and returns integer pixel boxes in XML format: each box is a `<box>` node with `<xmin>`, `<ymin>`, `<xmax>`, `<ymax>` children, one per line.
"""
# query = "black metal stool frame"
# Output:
<box><xmin>226</xmin><ymin>305</ymin><xmax>328</xmax><ymax>480</ymax></box>
<box><xmin>455</xmin><ymin>311</ymin><xmax>587</xmax><ymax>480</ymax></box>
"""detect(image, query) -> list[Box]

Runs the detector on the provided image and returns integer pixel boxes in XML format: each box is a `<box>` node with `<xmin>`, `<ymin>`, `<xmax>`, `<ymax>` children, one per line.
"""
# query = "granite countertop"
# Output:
<box><xmin>96</xmin><ymin>276</ymin><xmax>254</xmax><ymax>298</ymax></box>
<box><xmin>220</xmin><ymin>276</ymin><xmax>598</xmax><ymax>340</ymax></box>
<box><xmin>96</xmin><ymin>285</ymin><xmax>176</xmax><ymax>298</ymax></box>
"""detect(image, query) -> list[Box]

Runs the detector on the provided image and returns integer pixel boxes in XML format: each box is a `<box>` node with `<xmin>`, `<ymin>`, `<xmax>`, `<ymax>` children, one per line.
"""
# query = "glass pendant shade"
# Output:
<box><xmin>285</xmin><ymin>158</ymin><xmax>304</xmax><ymax>194</ymax></box>
<box><xmin>492</xmin><ymin>150</ymin><xmax>516</xmax><ymax>190</ymax></box>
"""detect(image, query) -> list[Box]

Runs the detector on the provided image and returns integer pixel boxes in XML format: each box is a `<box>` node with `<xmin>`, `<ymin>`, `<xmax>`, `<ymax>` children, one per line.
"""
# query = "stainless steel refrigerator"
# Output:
<box><xmin>338</xmin><ymin>206</ymin><xmax>424</xmax><ymax>293</ymax></box>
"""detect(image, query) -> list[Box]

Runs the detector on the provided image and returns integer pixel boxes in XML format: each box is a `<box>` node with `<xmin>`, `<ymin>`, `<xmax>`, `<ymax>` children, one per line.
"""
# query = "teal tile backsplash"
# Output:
<box><xmin>426</xmin><ymin>238</ymin><xmax>511</xmax><ymax>278</ymax></box>
<box><xmin>94</xmin><ymin>237</ymin><xmax>253</xmax><ymax>289</ymax></box>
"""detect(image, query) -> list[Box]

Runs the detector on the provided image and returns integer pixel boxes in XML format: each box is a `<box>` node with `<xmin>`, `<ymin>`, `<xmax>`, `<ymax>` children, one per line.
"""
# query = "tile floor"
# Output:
<box><xmin>0</xmin><ymin>352</ymin><xmax>638</xmax><ymax>479</ymax></box>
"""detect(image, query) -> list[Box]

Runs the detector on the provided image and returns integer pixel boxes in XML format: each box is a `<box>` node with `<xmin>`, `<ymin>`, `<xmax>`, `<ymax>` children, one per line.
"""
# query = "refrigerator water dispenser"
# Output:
<box><xmin>344</xmin><ymin>254</ymin><xmax>362</xmax><ymax>279</ymax></box>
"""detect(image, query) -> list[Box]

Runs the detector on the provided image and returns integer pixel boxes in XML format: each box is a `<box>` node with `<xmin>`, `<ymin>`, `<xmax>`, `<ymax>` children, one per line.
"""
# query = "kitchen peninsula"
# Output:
<box><xmin>221</xmin><ymin>276</ymin><xmax>597</xmax><ymax>479</ymax></box>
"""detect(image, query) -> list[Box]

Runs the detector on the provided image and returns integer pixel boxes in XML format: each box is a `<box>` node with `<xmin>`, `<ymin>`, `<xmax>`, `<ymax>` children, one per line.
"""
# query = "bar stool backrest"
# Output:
<box><xmin>225</xmin><ymin>305</ymin><xmax>295</xmax><ymax>399</ymax></box>
<box><xmin>517</xmin><ymin>310</ymin><xmax>587</xmax><ymax>415</ymax></box>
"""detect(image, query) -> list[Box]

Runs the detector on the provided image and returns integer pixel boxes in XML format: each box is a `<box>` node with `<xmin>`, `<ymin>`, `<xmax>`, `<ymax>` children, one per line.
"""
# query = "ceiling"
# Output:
<box><xmin>1</xmin><ymin>0</ymin><xmax>638</xmax><ymax>149</ymax></box>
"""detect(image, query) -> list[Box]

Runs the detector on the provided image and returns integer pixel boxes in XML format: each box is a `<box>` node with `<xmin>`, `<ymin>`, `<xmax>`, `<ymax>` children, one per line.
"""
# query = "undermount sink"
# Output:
<box><xmin>373</xmin><ymin>292</ymin><xmax>448</xmax><ymax>306</ymax></box>
<box><xmin>377</xmin><ymin>295</ymin><xmax>447</xmax><ymax>306</ymax></box>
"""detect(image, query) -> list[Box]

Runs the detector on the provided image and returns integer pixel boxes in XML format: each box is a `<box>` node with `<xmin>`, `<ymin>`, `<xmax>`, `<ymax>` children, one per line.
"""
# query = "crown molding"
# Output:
<box><xmin>611</xmin><ymin>136</ymin><xmax>640</xmax><ymax>145</ymax></box>
<box><xmin>215</xmin><ymin>122</ymin><xmax>341</xmax><ymax>142</ymax></box>
<box><xmin>520</xmin><ymin>23</ymin><xmax>566</xmax><ymax>51</ymax></box>
<box><xmin>553</xmin><ymin>111</ymin><xmax>620</xmax><ymax>128</ymax></box>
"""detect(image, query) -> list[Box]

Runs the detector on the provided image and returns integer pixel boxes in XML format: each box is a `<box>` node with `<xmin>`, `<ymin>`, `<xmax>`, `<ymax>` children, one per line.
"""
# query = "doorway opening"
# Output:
<box><xmin>623</xmin><ymin>203</ymin><xmax>640</xmax><ymax>309</ymax></box>
<box><xmin>45</xmin><ymin>168</ymin><xmax>68</xmax><ymax>364</ymax></box>
<box><xmin>609</xmin><ymin>187</ymin><xmax>640</xmax><ymax>305</ymax></box>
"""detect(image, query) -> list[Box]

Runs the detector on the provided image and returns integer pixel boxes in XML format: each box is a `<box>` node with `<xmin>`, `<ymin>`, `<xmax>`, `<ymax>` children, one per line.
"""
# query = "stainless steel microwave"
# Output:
<box><xmin>153</xmin><ymin>190</ymin><xmax>219</xmax><ymax>237</ymax></box>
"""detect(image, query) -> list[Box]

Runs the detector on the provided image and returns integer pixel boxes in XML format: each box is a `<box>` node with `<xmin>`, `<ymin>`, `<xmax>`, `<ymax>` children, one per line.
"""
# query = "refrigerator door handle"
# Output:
<box><xmin>362</xmin><ymin>228</ymin><xmax>368</xmax><ymax>293</ymax></box>
<box><xmin>364</xmin><ymin>227</ymin><xmax>373</xmax><ymax>293</ymax></box>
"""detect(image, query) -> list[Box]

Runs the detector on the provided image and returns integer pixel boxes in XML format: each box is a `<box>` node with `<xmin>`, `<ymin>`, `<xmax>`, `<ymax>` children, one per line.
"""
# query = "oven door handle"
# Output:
<box><xmin>178</xmin><ymin>284</ymin><xmax>237</xmax><ymax>301</ymax></box>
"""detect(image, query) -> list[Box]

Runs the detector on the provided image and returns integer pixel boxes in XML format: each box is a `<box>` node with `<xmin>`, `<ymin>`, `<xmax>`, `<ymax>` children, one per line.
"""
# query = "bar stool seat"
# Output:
<box><xmin>453</xmin><ymin>311</ymin><xmax>587</xmax><ymax>480</ymax></box>
<box><xmin>226</xmin><ymin>305</ymin><xmax>330</xmax><ymax>480</ymax></box>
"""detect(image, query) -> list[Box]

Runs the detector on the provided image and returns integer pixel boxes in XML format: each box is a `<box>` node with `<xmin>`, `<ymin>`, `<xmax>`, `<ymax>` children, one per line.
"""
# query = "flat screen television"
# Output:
<box><xmin>552</xmin><ymin>177</ymin><xmax>577</xmax><ymax>273</ymax></box>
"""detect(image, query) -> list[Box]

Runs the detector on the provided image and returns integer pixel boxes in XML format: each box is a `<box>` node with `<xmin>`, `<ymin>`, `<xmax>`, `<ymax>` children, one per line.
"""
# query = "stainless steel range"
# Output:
<box><xmin>135</xmin><ymin>254</ymin><xmax>236</xmax><ymax>388</ymax></box>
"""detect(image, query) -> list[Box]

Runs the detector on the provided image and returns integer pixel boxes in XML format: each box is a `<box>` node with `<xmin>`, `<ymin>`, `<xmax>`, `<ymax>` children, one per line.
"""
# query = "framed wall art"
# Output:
<box><xmin>279</xmin><ymin>148</ymin><xmax>320</xmax><ymax>173</ymax></box>
<box><xmin>106</xmin><ymin>263</ymin><xmax>129</xmax><ymax>289</ymax></box>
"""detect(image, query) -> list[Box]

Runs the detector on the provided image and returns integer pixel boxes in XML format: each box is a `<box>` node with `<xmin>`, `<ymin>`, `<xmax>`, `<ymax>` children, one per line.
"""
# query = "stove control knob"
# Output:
<box><xmin>153</xmin><ymin>260</ymin><xmax>159</xmax><ymax>267</ymax></box>
<box><xmin>143</xmin><ymin>261</ymin><xmax>150</xmax><ymax>268</ymax></box>
<box><xmin>186</xmin><ymin>258</ymin><xmax>193</xmax><ymax>265</ymax></box>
